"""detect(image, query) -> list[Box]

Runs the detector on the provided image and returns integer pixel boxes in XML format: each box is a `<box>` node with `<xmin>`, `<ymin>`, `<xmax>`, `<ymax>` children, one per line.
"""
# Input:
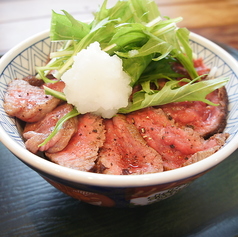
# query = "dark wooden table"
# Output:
<box><xmin>1</xmin><ymin>0</ymin><xmax>238</xmax><ymax>236</ymax></box>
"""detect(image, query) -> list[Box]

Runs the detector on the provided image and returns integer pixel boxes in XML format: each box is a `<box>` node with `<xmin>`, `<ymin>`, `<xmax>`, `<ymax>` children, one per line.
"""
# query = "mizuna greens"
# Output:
<box><xmin>37</xmin><ymin>0</ymin><xmax>229</xmax><ymax>146</ymax></box>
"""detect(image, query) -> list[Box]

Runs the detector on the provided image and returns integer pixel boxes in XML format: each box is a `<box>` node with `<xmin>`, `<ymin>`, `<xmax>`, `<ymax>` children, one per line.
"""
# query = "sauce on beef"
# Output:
<box><xmin>96</xmin><ymin>114</ymin><xmax>163</xmax><ymax>175</ymax></box>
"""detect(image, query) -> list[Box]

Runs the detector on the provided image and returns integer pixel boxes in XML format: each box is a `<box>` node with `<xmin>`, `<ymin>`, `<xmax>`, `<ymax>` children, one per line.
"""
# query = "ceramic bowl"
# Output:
<box><xmin>0</xmin><ymin>30</ymin><xmax>238</xmax><ymax>207</ymax></box>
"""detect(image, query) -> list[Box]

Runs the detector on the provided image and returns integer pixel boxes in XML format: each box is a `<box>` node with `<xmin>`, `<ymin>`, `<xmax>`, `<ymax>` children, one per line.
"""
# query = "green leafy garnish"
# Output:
<box><xmin>38</xmin><ymin>107</ymin><xmax>80</xmax><ymax>147</ymax></box>
<box><xmin>36</xmin><ymin>0</ymin><xmax>229</xmax><ymax>144</ymax></box>
<box><xmin>50</xmin><ymin>10</ymin><xmax>90</xmax><ymax>41</ymax></box>
<box><xmin>119</xmin><ymin>77</ymin><xmax>229</xmax><ymax>113</ymax></box>
<box><xmin>39</xmin><ymin>0</ymin><xmax>229</xmax><ymax>109</ymax></box>
<box><xmin>37</xmin><ymin>0</ymin><xmax>200</xmax><ymax>83</ymax></box>
<box><xmin>43</xmin><ymin>86</ymin><xmax>66</xmax><ymax>101</ymax></box>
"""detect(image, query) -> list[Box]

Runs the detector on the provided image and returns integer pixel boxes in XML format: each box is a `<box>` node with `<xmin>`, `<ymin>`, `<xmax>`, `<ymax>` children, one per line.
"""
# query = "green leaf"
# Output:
<box><xmin>50</xmin><ymin>10</ymin><xmax>90</xmax><ymax>41</ymax></box>
<box><xmin>138</xmin><ymin>56</ymin><xmax>184</xmax><ymax>83</ymax></box>
<box><xmin>119</xmin><ymin>77</ymin><xmax>229</xmax><ymax>113</ymax></box>
<box><xmin>122</xmin><ymin>54</ymin><xmax>153</xmax><ymax>86</ymax></box>
<box><xmin>38</xmin><ymin>107</ymin><xmax>80</xmax><ymax>147</ymax></box>
<box><xmin>116</xmin><ymin>37</ymin><xmax>167</xmax><ymax>58</ymax></box>
<box><xmin>128</xmin><ymin>0</ymin><xmax>161</xmax><ymax>23</ymax></box>
<box><xmin>43</xmin><ymin>86</ymin><xmax>67</xmax><ymax>101</ymax></box>
<box><xmin>91</xmin><ymin>0</ymin><xmax>109</xmax><ymax>27</ymax></box>
<box><xmin>93</xmin><ymin>0</ymin><xmax>131</xmax><ymax>24</ymax></box>
<box><xmin>172</xmin><ymin>28</ymin><xmax>199</xmax><ymax>79</ymax></box>
<box><xmin>54</xmin><ymin>18</ymin><xmax>117</xmax><ymax>79</ymax></box>
<box><xmin>106</xmin><ymin>23</ymin><xmax>148</xmax><ymax>53</ymax></box>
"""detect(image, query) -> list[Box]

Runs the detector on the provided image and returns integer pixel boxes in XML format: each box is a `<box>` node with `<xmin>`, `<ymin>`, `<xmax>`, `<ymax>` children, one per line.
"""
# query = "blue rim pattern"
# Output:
<box><xmin>190</xmin><ymin>39</ymin><xmax>238</xmax><ymax>143</ymax></box>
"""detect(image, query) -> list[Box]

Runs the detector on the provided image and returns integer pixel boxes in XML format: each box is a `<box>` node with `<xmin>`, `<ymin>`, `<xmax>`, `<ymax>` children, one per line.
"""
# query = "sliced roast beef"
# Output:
<box><xmin>4</xmin><ymin>79</ymin><xmax>61</xmax><ymax>122</ymax></box>
<box><xmin>44</xmin><ymin>80</ymin><xmax>65</xmax><ymax>93</ymax></box>
<box><xmin>183</xmin><ymin>133</ymin><xmax>229</xmax><ymax>166</ymax></box>
<box><xmin>23</xmin><ymin>103</ymin><xmax>78</xmax><ymax>154</ymax></box>
<box><xmin>160</xmin><ymin>87</ymin><xmax>228</xmax><ymax>138</ymax></box>
<box><xmin>96</xmin><ymin>114</ymin><xmax>163</xmax><ymax>175</ymax></box>
<box><xmin>127</xmin><ymin>107</ymin><xmax>228</xmax><ymax>171</ymax></box>
<box><xmin>22</xmin><ymin>75</ymin><xmax>45</xmax><ymax>87</ymax></box>
<box><xmin>46</xmin><ymin>113</ymin><xmax>105</xmax><ymax>172</ymax></box>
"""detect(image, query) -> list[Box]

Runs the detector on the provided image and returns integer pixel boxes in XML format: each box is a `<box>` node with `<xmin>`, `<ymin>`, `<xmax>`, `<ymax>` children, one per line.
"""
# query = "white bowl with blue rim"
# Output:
<box><xmin>0</xmin><ymin>30</ymin><xmax>238</xmax><ymax>207</ymax></box>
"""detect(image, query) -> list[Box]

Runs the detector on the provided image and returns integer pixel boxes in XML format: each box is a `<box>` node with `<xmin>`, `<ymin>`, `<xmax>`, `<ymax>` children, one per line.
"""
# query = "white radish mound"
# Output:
<box><xmin>61</xmin><ymin>42</ymin><xmax>132</xmax><ymax>118</ymax></box>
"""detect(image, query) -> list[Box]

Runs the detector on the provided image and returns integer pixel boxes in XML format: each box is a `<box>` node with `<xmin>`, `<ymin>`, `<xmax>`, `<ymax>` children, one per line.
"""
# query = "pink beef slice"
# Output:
<box><xmin>23</xmin><ymin>103</ymin><xmax>78</xmax><ymax>154</ymax></box>
<box><xmin>183</xmin><ymin>133</ymin><xmax>229</xmax><ymax>167</ymax></box>
<box><xmin>127</xmin><ymin>107</ymin><xmax>229</xmax><ymax>171</ymax></box>
<box><xmin>96</xmin><ymin>114</ymin><xmax>163</xmax><ymax>175</ymax></box>
<box><xmin>160</xmin><ymin>87</ymin><xmax>228</xmax><ymax>138</ymax></box>
<box><xmin>4</xmin><ymin>79</ymin><xmax>62</xmax><ymax>122</ymax></box>
<box><xmin>44</xmin><ymin>80</ymin><xmax>65</xmax><ymax>93</ymax></box>
<box><xmin>46</xmin><ymin>113</ymin><xmax>106</xmax><ymax>172</ymax></box>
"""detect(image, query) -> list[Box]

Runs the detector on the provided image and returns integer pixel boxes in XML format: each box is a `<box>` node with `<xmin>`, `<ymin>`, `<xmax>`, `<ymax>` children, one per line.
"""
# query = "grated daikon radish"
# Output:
<box><xmin>61</xmin><ymin>42</ymin><xmax>132</xmax><ymax>118</ymax></box>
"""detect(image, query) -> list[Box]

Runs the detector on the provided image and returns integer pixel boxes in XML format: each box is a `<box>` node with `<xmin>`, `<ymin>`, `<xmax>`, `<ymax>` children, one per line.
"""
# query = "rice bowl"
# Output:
<box><xmin>0</xmin><ymin>30</ymin><xmax>238</xmax><ymax>207</ymax></box>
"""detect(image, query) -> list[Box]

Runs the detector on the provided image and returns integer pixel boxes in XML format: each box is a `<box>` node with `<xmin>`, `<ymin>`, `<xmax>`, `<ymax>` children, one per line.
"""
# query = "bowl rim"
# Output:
<box><xmin>1</xmin><ymin>30</ymin><xmax>238</xmax><ymax>188</ymax></box>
